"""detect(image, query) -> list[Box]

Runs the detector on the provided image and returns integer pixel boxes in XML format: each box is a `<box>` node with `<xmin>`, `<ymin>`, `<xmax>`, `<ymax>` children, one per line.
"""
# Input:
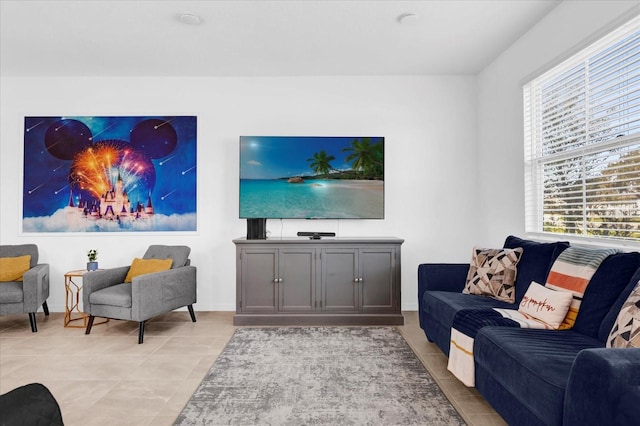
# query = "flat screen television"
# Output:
<box><xmin>240</xmin><ymin>136</ymin><xmax>384</xmax><ymax>219</ymax></box>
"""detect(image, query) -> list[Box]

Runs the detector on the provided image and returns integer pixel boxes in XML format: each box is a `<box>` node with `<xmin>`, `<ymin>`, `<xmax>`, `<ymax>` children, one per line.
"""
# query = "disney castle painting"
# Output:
<box><xmin>22</xmin><ymin>116</ymin><xmax>197</xmax><ymax>232</ymax></box>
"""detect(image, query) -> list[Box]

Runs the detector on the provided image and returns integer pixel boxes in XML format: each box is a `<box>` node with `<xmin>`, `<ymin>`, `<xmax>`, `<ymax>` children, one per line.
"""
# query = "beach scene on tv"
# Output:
<box><xmin>240</xmin><ymin>136</ymin><xmax>384</xmax><ymax>219</ymax></box>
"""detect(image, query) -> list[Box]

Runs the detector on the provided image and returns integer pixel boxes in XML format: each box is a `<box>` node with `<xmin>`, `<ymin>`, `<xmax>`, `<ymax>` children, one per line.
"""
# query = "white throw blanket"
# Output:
<box><xmin>447</xmin><ymin>309</ymin><xmax>552</xmax><ymax>387</ymax></box>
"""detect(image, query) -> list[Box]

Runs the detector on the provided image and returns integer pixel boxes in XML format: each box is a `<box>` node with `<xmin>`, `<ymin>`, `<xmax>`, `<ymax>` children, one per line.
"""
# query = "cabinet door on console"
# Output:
<box><xmin>360</xmin><ymin>248</ymin><xmax>396</xmax><ymax>313</ymax></box>
<box><xmin>321</xmin><ymin>249</ymin><xmax>359</xmax><ymax>312</ymax></box>
<box><xmin>239</xmin><ymin>249</ymin><xmax>278</xmax><ymax>313</ymax></box>
<box><xmin>279</xmin><ymin>248</ymin><xmax>316</xmax><ymax>312</ymax></box>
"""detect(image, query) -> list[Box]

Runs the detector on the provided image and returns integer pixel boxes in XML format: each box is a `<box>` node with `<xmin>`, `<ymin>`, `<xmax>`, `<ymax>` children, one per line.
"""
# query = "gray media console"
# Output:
<box><xmin>233</xmin><ymin>237</ymin><xmax>404</xmax><ymax>325</ymax></box>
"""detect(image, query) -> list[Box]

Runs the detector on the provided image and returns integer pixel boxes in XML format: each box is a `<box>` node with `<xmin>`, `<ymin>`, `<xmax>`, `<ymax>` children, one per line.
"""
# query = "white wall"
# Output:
<box><xmin>3</xmin><ymin>2</ymin><xmax>638</xmax><ymax>315</ymax></box>
<box><xmin>0</xmin><ymin>75</ymin><xmax>479</xmax><ymax>312</ymax></box>
<box><xmin>476</xmin><ymin>1</ymin><xmax>640</xmax><ymax>246</ymax></box>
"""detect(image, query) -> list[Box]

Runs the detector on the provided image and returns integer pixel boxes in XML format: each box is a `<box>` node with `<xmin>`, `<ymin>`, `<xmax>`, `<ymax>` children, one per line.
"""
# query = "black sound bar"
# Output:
<box><xmin>297</xmin><ymin>231</ymin><xmax>336</xmax><ymax>240</ymax></box>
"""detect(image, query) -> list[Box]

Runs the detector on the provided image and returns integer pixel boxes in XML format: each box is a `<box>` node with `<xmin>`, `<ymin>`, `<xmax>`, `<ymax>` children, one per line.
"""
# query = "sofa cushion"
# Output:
<box><xmin>570</xmin><ymin>253</ymin><xmax>640</xmax><ymax>340</ymax></box>
<box><xmin>463</xmin><ymin>246</ymin><xmax>523</xmax><ymax>303</ymax></box>
<box><xmin>502</xmin><ymin>235</ymin><xmax>569</xmax><ymax>303</ymax></box>
<box><xmin>422</xmin><ymin>291</ymin><xmax>515</xmax><ymax>332</ymax></box>
<box><xmin>474</xmin><ymin>327</ymin><xmax>602</xmax><ymax>426</ymax></box>
<box><xmin>600</xmin><ymin>267</ymin><xmax>640</xmax><ymax>342</ymax></box>
<box><xmin>607</xmin><ymin>280</ymin><xmax>640</xmax><ymax>348</ymax></box>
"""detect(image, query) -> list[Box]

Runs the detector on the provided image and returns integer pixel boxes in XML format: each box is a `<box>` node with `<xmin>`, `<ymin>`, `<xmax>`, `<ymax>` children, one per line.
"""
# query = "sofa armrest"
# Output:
<box><xmin>564</xmin><ymin>348</ymin><xmax>640</xmax><ymax>426</ymax></box>
<box><xmin>131</xmin><ymin>265</ymin><xmax>197</xmax><ymax>321</ymax></box>
<box><xmin>418</xmin><ymin>263</ymin><xmax>469</xmax><ymax>295</ymax></box>
<box><xmin>417</xmin><ymin>263</ymin><xmax>469</xmax><ymax>330</ymax></box>
<box><xmin>82</xmin><ymin>266</ymin><xmax>130</xmax><ymax>308</ymax></box>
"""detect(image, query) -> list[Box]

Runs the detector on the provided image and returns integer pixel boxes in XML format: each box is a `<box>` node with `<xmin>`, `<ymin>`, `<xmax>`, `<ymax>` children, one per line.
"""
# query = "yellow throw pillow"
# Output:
<box><xmin>0</xmin><ymin>255</ymin><xmax>32</xmax><ymax>282</ymax></box>
<box><xmin>124</xmin><ymin>257</ymin><xmax>173</xmax><ymax>283</ymax></box>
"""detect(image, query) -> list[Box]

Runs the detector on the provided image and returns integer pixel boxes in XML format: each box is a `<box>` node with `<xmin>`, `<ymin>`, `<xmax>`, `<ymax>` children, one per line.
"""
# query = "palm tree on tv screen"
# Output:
<box><xmin>306</xmin><ymin>150</ymin><xmax>336</xmax><ymax>175</ymax></box>
<box><xmin>343</xmin><ymin>138</ymin><xmax>384</xmax><ymax>179</ymax></box>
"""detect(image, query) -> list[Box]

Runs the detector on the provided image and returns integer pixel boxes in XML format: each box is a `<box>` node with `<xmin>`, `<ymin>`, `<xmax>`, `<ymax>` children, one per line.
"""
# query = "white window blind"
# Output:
<box><xmin>524</xmin><ymin>15</ymin><xmax>640</xmax><ymax>242</ymax></box>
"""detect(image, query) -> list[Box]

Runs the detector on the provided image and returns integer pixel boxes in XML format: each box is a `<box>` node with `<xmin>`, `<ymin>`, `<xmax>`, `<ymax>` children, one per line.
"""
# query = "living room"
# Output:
<box><xmin>1</xmin><ymin>1</ymin><xmax>639</xmax><ymax>425</ymax></box>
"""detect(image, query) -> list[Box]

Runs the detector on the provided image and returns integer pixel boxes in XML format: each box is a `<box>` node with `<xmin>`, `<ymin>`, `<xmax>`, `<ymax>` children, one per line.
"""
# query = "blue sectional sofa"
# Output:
<box><xmin>418</xmin><ymin>236</ymin><xmax>640</xmax><ymax>426</ymax></box>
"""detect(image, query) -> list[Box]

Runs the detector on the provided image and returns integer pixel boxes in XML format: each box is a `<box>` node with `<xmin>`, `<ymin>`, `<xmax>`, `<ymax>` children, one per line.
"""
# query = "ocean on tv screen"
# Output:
<box><xmin>239</xmin><ymin>179</ymin><xmax>384</xmax><ymax>219</ymax></box>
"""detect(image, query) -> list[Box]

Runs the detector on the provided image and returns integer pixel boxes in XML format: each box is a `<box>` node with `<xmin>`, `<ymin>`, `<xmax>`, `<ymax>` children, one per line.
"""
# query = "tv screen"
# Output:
<box><xmin>240</xmin><ymin>136</ymin><xmax>384</xmax><ymax>219</ymax></box>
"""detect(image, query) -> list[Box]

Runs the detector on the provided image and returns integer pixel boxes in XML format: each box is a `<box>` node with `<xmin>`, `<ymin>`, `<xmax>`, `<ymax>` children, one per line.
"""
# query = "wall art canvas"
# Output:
<box><xmin>22</xmin><ymin>116</ymin><xmax>197</xmax><ymax>232</ymax></box>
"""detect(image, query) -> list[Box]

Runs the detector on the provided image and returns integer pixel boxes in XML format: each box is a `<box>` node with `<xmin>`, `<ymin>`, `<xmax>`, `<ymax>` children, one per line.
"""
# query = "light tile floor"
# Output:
<box><xmin>0</xmin><ymin>311</ymin><xmax>506</xmax><ymax>426</ymax></box>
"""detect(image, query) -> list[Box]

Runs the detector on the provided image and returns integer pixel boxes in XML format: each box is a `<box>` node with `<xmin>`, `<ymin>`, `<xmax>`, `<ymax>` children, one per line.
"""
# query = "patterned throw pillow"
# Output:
<box><xmin>463</xmin><ymin>247</ymin><xmax>524</xmax><ymax>303</ymax></box>
<box><xmin>607</xmin><ymin>280</ymin><xmax>640</xmax><ymax>348</ymax></box>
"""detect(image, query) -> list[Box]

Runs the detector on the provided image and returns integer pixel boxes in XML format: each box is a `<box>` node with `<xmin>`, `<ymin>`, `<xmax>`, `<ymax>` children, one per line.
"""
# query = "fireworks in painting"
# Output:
<box><xmin>70</xmin><ymin>141</ymin><xmax>155</xmax><ymax>199</ymax></box>
<box><xmin>23</xmin><ymin>116</ymin><xmax>197</xmax><ymax>232</ymax></box>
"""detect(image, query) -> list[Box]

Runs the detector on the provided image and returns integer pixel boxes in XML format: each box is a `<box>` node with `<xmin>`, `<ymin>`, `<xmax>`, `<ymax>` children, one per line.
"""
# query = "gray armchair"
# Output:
<box><xmin>0</xmin><ymin>244</ymin><xmax>50</xmax><ymax>332</ymax></box>
<box><xmin>83</xmin><ymin>245</ymin><xmax>197</xmax><ymax>343</ymax></box>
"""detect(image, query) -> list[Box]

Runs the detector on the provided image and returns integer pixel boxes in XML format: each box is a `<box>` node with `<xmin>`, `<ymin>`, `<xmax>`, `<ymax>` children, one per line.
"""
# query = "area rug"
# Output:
<box><xmin>174</xmin><ymin>327</ymin><xmax>464</xmax><ymax>425</ymax></box>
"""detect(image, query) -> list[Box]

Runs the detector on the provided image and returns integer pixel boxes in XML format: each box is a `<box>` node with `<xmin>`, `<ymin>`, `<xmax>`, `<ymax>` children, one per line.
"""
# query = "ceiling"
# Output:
<box><xmin>0</xmin><ymin>0</ymin><xmax>561</xmax><ymax>77</ymax></box>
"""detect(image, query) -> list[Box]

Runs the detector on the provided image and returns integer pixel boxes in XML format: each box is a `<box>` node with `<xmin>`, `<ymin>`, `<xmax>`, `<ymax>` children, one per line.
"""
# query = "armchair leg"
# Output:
<box><xmin>138</xmin><ymin>321</ymin><xmax>145</xmax><ymax>344</ymax></box>
<box><xmin>28</xmin><ymin>313</ymin><xmax>37</xmax><ymax>332</ymax></box>
<box><xmin>42</xmin><ymin>301</ymin><xmax>50</xmax><ymax>316</ymax></box>
<box><xmin>85</xmin><ymin>315</ymin><xmax>95</xmax><ymax>335</ymax></box>
<box><xmin>187</xmin><ymin>305</ymin><xmax>196</xmax><ymax>323</ymax></box>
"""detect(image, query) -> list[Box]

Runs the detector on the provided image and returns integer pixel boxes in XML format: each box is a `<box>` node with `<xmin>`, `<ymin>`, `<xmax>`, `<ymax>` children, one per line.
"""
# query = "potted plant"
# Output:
<box><xmin>87</xmin><ymin>249</ymin><xmax>98</xmax><ymax>271</ymax></box>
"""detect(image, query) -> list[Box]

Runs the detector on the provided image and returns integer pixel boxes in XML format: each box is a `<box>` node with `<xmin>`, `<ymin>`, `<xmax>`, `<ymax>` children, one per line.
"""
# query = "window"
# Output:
<box><xmin>524</xmin><ymin>15</ymin><xmax>640</xmax><ymax>242</ymax></box>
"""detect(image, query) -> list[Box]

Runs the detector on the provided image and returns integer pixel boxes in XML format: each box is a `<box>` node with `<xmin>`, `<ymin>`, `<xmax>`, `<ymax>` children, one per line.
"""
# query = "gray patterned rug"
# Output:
<box><xmin>175</xmin><ymin>327</ymin><xmax>465</xmax><ymax>425</ymax></box>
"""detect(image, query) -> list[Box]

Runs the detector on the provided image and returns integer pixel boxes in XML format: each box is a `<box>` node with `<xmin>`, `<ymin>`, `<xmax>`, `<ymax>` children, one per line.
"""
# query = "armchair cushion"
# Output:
<box><xmin>0</xmin><ymin>282</ymin><xmax>24</xmax><ymax>303</ymax></box>
<box><xmin>143</xmin><ymin>245</ymin><xmax>190</xmax><ymax>268</ymax></box>
<box><xmin>0</xmin><ymin>255</ymin><xmax>31</xmax><ymax>282</ymax></box>
<box><xmin>89</xmin><ymin>283</ymin><xmax>132</xmax><ymax>308</ymax></box>
<box><xmin>124</xmin><ymin>257</ymin><xmax>173</xmax><ymax>283</ymax></box>
<box><xmin>0</xmin><ymin>244</ymin><xmax>39</xmax><ymax>267</ymax></box>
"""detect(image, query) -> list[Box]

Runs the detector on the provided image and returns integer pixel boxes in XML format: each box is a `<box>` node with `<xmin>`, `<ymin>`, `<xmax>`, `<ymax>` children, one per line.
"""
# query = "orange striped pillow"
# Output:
<box><xmin>545</xmin><ymin>247</ymin><xmax>618</xmax><ymax>329</ymax></box>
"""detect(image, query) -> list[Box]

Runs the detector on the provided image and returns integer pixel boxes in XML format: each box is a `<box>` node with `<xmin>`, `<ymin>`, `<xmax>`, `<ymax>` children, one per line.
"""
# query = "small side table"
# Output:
<box><xmin>64</xmin><ymin>269</ymin><xmax>109</xmax><ymax>328</ymax></box>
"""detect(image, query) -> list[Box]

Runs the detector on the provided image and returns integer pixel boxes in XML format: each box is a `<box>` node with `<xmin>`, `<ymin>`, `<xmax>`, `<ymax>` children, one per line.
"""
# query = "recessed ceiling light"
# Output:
<box><xmin>398</xmin><ymin>13</ymin><xmax>419</xmax><ymax>25</ymax></box>
<box><xmin>178</xmin><ymin>13</ymin><xmax>202</xmax><ymax>26</ymax></box>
